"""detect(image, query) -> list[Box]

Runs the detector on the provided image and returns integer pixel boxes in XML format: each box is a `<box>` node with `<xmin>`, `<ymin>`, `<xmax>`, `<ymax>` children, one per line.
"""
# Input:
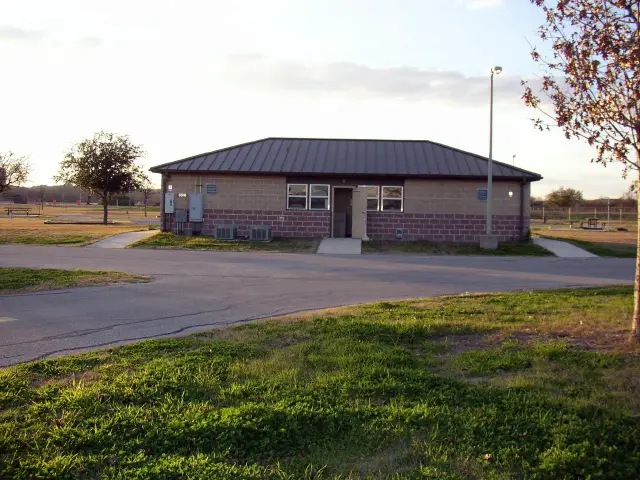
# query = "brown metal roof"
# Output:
<box><xmin>150</xmin><ymin>137</ymin><xmax>542</xmax><ymax>181</ymax></box>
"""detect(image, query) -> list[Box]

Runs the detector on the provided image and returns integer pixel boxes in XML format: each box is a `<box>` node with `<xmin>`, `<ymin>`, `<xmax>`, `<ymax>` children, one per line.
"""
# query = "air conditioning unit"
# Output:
<box><xmin>250</xmin><ymin>225</ymin><xmax>272</xmax><ymax>242</ymax></box>
<box><xmin>215</xmin><ymin>225</ymin><xmax>237</xmax><ymax>240</ymax></box>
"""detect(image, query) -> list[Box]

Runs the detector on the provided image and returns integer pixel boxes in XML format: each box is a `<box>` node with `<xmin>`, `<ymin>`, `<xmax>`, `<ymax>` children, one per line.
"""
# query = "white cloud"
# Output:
<box><xmin>461</xmin><ymin>0</ymin><xmax>507</xmax><ymax>9</ymax></box>
<box><xmin>219</xmin><ymin>55</ymin><xmax>531</xmax><ymax>106</ymax></box>
<box><xmin>0</xmin><ymin>25</ymin><xmax>44</xmax><ymax>42</ymax></box>
<box><xmin>0</xmin><ymin>25</ymin><xmax>102</xmax><ymax>47</ymax></box>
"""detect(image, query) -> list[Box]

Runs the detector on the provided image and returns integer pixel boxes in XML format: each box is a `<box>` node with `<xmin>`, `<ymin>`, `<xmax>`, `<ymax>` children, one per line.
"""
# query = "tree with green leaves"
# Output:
<box><xmin>545</xmin><ymin>186</ymin><xmax>584</xmax><ymax>207</ymax></box>
<box><xmin>0</xmin><ymin>151</ymin><xmax>30</xmax><ymax>195</ymax></box>
<box><xmin>56</xmin><ymin>132</ymin><xmax>146</xmax><ymax>224</ymax></box>
<box><xmin>523</xmin><ymin>0</ymin><xmax>640</xmax><ymax>342</ymax></box>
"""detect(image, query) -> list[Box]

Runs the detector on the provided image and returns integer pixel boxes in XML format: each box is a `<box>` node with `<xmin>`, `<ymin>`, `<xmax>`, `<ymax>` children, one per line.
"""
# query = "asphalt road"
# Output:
<box><xmin>0</xmin><ymin>245</ymin><xmax>635</xmax><ymax>366</ymax></box>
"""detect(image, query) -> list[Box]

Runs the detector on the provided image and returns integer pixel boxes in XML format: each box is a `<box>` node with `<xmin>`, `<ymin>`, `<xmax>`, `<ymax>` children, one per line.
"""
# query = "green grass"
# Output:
<box><xmin>2</xmin><ymin>286</ymin><xmax>639</xmax><ymax>479</ymax></box>
<box><xmin>0</xmin><ymin>267</ymin><xmax>150</xmax><ymax>293</ymax></box>
<box><xmin>362</xmin><ymin>240</ymin><xmax>554</xmax><ymax>256</ymax></box>
<box><xmin>538</xmin><ymin>235</ymin><xmax>636</xmax><ymax>258</ymax></box>
<box><xmin>130</xmin><ymin>232</ymin><xmax>319</xmax><ymax>253</ymax></box>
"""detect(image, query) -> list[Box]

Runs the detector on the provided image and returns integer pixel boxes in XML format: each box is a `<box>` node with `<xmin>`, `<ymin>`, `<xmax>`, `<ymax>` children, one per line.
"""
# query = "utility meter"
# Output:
<box><xmin>164</xmin><ymin>192</ymin><xmax>175</xmax><ymax>214</ymax></box>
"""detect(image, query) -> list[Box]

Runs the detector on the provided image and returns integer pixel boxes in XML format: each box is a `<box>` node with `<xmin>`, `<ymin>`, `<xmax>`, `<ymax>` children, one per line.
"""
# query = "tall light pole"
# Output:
<box><xmin>486</xmin><ymin>65</ymin><xmax>503</xmax><ymax>239</ymax></box>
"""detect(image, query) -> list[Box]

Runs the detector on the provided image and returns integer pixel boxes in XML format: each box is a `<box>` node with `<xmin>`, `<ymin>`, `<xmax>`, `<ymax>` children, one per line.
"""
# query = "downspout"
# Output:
<box><xmin>519</xmin><ymin>177</ymin><xmax>526</xmax><ymax>241</ymax></box>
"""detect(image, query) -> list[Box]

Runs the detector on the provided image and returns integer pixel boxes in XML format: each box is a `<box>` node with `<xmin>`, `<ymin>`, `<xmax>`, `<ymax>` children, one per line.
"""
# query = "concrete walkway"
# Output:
<box><xmin>317</xmin><ymin>238</ymin><xmax>362</xmax><ymax>255</ymax></box>
<box><xmin>533</xmin><ymin>237</ymin><xmax>597</xmax><ymax>258</ymax></box>
<box><xmin>87</xmin><ymin>230</ymin><xmax>159</xmax><ymax>248</ymax></box>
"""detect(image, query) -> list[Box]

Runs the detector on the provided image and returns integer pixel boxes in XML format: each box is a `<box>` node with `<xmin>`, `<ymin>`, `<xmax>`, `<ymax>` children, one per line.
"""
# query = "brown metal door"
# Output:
<box><xmin>351</xmin><ymin>187</ymin><xmax>368</xmax><ymax>239</ymax></box>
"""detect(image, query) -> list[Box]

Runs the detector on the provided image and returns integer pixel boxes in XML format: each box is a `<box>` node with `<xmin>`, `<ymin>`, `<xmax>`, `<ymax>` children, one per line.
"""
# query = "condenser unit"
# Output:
<box><xmin>215</xmin><ymin>225</ymin><xmax>237</xmax><ymax>240</ymax></box>
<box><xmin>250</xmin><ymin>225</ymin><xmax>272</xmax><ymax>242</ymax></box>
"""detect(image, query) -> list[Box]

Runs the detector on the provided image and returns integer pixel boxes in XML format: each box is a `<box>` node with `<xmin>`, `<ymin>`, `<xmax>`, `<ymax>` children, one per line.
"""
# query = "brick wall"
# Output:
<box><xmin>367</xmin><ymin>213</ymin><xmax>527</xmax><ymax>242</ymax></box>
<box><xmin>166</xmin><ymin>209</ymin><xmax>331</xmax><ymax>238</ymax></box>
<box><xmin>162</xmin><ymin>173</ymin><xmax>531</xmax><ymax>242</ymax></box>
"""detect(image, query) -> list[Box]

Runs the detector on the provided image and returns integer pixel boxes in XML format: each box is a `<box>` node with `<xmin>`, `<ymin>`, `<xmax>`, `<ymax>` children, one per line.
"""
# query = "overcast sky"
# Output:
<box><xmin>0</xmin><ymin>0</ymin><xmax>631</xmax><ymax>198</ymax></box>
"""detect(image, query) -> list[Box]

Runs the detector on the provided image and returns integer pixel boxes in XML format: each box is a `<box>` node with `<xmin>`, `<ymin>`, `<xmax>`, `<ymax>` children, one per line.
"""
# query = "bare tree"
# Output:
<box><xmin>0</xmin><ymin>152</ymin><xmax>30</xmax><ymax>195</ymax></box>
<box><xmin>138</xmin><ymin>176</ymin><xmax>154</xmax><ymax>217</ymax></box>
<box><xmin>523</xmin><ymin>0</ymin><xmax>640</xmax><ymax>342</ymax></box>
<box><xmin>38</xmin><ymin>185</ymin><xmax>46</xmax><ymax>210</ymax></box>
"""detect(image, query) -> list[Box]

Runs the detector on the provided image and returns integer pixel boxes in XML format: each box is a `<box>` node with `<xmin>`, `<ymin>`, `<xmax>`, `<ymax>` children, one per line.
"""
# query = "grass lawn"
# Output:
<box><xmin>535</xmin><ymin>230</ymin><xmax>637</xmax><ymax>258</ymax></box>
<box><xmin>130</xmin><ymin>232</ymin><xmax>320</xmax><ymax>253</ymax></box>
<box><xmin>0</xmin><ymin>267</ymin><xmax>149</xmax><ymax>293</ymax></box>
<box><xmin>2</xmin><ymin>287</ymin><xmax>639</xmax><ymax>478</ymax></box>
<box><xmin>362</xmin><ymin>240</ymin><xmax>553</xmax><ymax>256</ymax></box>
<box><xmin>0</xmin><ymin>217</ymin><xmax>148</xmax><ymax>246</ymax></box>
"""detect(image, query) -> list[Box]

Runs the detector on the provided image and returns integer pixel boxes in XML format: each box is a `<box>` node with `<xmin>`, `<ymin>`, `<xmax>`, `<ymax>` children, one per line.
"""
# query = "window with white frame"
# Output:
<box><xmin>366</xmin><ymin>186</ymin><xmax>380</xmax><ymax>211</ymax></box>
<box><xmin>287</xmin><ymin>184</ymin><xmax>307</xmax><ymax>209</ymax></box>
<box><xmin>381</xmin><ymin>186</ymin><xmax>403</xmax><ymax>212</ymax></box>
<box><xmin>309</xmin><ymin>184</ymin><xmax>330</xmax><ymax>210</ymax></box>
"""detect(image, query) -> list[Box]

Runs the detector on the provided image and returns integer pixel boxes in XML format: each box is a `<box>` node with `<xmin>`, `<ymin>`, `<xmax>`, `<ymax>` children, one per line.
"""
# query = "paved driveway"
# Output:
<box><xmin>0</xmin><ymin>245</ymin><xmax>634</xmax><ymax>366</ymax></box>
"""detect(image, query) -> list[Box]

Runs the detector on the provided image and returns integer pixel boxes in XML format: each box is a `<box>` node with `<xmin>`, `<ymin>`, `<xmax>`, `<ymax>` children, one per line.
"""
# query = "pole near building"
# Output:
<box><xmin>483</xmin><ymin>65</ymin><xmax>503</xmax><ymax>249</ymax></box>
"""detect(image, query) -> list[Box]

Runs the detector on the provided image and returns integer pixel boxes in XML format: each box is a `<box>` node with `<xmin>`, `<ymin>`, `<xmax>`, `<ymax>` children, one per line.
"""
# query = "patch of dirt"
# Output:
<box><xmin>424</xmin><ymin>330</ymin><xmax>640</xmax><ymax>357</ymax></box>
<box><xmin>425</xmin><ymin>333</ymin><xmax>493</xmax><ymax>355</ymax></box>
<box><xmin>32</xmin><ymin>370</ymin><xmax>102</xmax><ymax>389</ymax></box>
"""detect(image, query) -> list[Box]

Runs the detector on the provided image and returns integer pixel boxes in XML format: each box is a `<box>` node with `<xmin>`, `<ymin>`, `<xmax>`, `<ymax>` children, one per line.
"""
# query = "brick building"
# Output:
<box><xmin>150</xmin><ymin>138</ymin><xmax>541</xmax><ymax>243</ymax></box>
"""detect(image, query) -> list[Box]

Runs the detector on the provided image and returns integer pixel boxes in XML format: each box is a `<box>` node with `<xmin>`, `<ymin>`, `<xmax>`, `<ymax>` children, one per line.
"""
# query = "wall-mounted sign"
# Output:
<box><xmin>177</xmin><ymin>193</ymin><xmax>188</xmax><ymax>198</ymax></box>
<box><xmin>168</xmin><ymin>185</ymin><xmax>173</xmax><ymax>191</ymax></box>
<box><xmin>206</xmin><ymin>183</ymin><xmax>217</xmax><ymax>195</ymax></box>
<box><xmin>476</xmin><ymin>188</ymin><xmax>488</xmax><ymax>201</ymax></box>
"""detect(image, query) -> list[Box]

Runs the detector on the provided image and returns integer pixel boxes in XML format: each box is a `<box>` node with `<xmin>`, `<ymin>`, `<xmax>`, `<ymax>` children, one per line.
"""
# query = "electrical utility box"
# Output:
<box><xmin>189</xmin><ymin>193</ymin><xmax>203</xmax><ymax>222</ymax></box>
<box><xmin>164</xmin><ymin>193</ymin><xmax>175</xmax><ymax>214</ymax></box>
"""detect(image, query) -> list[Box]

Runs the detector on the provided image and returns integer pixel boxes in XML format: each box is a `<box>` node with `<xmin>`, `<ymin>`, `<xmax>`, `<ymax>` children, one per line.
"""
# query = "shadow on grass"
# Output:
<box><xmin>1</xmin><ymin>286</ymin><xmax>639</xmax><ymax>479</ymax></box>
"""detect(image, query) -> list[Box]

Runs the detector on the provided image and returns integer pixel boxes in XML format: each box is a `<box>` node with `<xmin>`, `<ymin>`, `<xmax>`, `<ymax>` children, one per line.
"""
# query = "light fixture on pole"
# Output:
<box><xmin>483</xmin><ymin>65</ymin><xmax>502</xmax><ymax>249</ymax></box>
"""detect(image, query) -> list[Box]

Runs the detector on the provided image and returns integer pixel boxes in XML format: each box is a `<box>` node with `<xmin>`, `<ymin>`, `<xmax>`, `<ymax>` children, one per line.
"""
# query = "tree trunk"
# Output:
<box><xmin>103</xmin><ymin>197</ymin><xmax>109</xmax><ymax>225</ymax></box>
<box><xmin>633</xmin><ymin>166</ymin><xmax>640</xmax><ymax>343</ymax></box>
<box><xmin>144</xmin><ymin>198</ymin><xmax>147</xmax><ymax>217</ymax></box>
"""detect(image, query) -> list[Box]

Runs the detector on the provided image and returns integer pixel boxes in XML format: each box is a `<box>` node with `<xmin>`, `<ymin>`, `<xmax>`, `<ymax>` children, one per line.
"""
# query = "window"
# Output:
<box><xmin>287</xmin><ymin>184</ymin><xmax>307</xmax><ymax>209</ymax></box>
<box><xmin>366</xmin><ymin>186</ymin><xmax>380</xmax><ymax>211</ymax></box>
<box><xmin>382</xmin><ymin>186</ymin><xmax>403</xmax><ymax>212</ymax></box>
<box><xmin>309</xmin><ymin>184</ymin><xmax>330</xmax><ymax>210</ymax></box>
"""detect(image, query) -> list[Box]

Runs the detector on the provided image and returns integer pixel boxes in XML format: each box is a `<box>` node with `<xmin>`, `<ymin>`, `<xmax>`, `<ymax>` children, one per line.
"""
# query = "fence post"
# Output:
<box><xmin>620</xmin><ymin>208</ymin><xmax>623</xmax><ymax>224</ymax></box>
<box><xmin>568</xmin><ymin>208</ymin><xmax>571</xmax><ymax>226</ymax></box>
<box><xmin>542</xmin><ymin>202</ymin><xmax>546</xmax><ymax>224</ymax></box>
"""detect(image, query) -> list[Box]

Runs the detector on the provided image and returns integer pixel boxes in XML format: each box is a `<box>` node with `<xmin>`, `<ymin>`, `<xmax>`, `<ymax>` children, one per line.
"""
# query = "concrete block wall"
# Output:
<box><xmin>166</xmin><ymin>174</ymin><xmax>286</xmax><ymax>211</ymax></box>
<box><xmin>162</xmin><ymin>173</ymin><xmax>531</xmax><ymax>242</ymax></box>
<box><xmin>166</xmin><ymin>209</ymin><xmax>330</xmax><ymax>238</ymax></box>
<box><xmin>367</xmin><ymin>213</ymin><xmax>526</xmax><ymax>242</ymax></box>
<box><xmin>404</xmin><ymin>179</ymin><xmax>528</xmax><ymax>216</ymax></box>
